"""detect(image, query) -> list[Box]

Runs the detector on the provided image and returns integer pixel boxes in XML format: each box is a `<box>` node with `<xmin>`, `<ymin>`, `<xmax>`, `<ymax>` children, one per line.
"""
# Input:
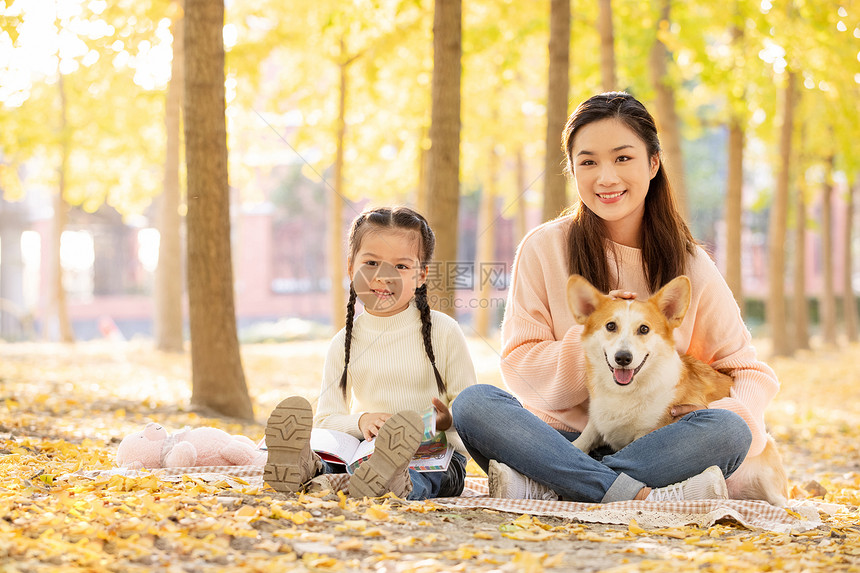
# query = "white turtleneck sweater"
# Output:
<box><xmin>314</xmin><ymin>303</ymin><xmax>477</xmax><ymax>455</ymax></box>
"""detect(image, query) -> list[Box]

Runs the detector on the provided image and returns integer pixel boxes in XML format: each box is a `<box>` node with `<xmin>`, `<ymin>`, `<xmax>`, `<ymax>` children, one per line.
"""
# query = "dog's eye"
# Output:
<box><xmin>638</xmin><ymin>325</ymin><xmax>650</xmax><ymax>335</ymax></box>
<box><xmin>605</xmin><ymin>322</ymin><xmax>616</xmax><ymax>332</ymax></box>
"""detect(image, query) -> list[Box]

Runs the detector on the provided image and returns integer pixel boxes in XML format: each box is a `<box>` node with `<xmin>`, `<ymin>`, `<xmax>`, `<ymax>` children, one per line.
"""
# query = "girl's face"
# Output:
<box><xmin>570</xmin><ymin>118</ymin><xmax>659</xmax><ymax>247</ymax></box>
<box><xmin>348</xmin><ymin>229</ymin><xmax>426</xmax><ymax>317</ymax></box>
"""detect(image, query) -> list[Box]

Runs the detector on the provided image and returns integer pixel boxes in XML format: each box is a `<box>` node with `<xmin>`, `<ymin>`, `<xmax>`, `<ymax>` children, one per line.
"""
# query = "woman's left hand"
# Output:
<box><xmin>432</xmin><ymin>397</ymin><xmax>452</xmax><ymax>431</ymax></box>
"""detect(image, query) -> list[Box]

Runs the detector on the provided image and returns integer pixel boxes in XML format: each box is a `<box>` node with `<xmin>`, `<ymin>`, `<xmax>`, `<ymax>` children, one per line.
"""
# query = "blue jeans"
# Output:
<box><xmin>452</xmin><ymin>384</ymin><xmax>751</xmax><ymax>503</ymax></box>
<box><xmin>319</xmin><ymin>452</ymin><xmax>467</xmax><ymax>501</ymax></box>
<box><xmin>407</xmin><ymin>452</ymin><xmax>467</xmax><ymax>500</ymax></box>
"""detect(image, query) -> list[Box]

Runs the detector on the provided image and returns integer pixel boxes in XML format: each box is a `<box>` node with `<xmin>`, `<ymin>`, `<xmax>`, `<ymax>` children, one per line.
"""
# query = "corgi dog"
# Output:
<box><xmin>566</xmin><ymin>274</ymin><xmax>788</xmax><ymax>507</ymax></box>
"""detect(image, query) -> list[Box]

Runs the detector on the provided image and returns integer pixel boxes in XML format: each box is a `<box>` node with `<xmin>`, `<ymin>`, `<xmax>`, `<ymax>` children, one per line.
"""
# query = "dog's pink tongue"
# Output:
<box><xmin>614</xmin><ymin>368</ymin><xmax>634</xmax><ymax>385</ymax></box>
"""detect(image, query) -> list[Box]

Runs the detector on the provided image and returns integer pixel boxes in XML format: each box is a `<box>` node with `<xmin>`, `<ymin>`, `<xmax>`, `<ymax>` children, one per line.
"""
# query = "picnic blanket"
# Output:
<box><xmin>69</xmin><ymin>465</ymin><xmax>826</xmax><ymax>533</ymax></box>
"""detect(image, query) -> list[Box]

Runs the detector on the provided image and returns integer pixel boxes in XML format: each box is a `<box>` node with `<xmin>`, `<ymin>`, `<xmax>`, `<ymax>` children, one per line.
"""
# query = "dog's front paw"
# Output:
<box><xmin>571</xmin><ymin>437</ymin><xmax>589</xmax><ymax>453</ymax></box>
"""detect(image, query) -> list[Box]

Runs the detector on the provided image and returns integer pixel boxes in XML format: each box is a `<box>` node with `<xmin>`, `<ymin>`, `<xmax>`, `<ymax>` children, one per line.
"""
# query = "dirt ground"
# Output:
<box><xmin>1</xmin><ymin>338</ymin><xmax>859</xmax><ymax>572</ymax></box>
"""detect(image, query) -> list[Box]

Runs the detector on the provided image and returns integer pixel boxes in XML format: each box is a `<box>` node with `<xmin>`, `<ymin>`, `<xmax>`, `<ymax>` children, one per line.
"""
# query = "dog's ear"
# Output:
<box><xmin>567</xmin><ymin>275</ymin><xmax>604</xmax><ymax>324</ymax></box>
<box><xmin>653</xmin><ymin>276</ymin><xmax>691</xmax><ymax>327</ymax></box>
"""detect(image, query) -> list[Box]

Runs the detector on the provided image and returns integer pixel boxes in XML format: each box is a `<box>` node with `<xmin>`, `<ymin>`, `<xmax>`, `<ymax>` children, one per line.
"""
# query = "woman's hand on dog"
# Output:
<box><xmin>359</xmin><ymin>412</ymin><xmax>392</xmax><ymax>441</ymax></box>
<box><xmin>608</xmin><ymin>289</ymin><xmax>637</xmax><ymax>300</ymax></box>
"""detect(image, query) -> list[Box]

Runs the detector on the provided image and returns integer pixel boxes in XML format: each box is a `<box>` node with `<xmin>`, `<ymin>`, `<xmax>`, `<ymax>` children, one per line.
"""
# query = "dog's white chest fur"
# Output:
<box><xmin>585</xmin><ymin>361</ymin><xmax>680</xmax><ymax>450</ymax></box>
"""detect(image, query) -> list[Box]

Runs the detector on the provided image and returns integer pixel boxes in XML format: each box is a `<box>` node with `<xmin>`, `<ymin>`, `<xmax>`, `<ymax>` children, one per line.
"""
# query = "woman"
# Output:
<box><xmin>452</xmin><ymin>92</ymin><xmax>779</xmax><ymax>503</ymax></box>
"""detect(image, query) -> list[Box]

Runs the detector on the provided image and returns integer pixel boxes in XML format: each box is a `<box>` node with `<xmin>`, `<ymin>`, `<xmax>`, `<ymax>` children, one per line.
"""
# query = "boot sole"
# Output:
<box><xmin>264</xmin><ymin>396</ymin><xmax>313</xmax><ymax>493</ymax></box>
<box><xmin>349</xmin><ymin>410</ymin><xmax>422</xmax><ymax>498</ymax></box>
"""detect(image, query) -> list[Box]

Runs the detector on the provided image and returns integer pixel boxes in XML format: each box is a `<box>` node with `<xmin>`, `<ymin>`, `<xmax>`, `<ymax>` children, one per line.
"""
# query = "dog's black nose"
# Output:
<box><xmin>615</xmin><ymin>350</ymin><xmax>633</xmax><ymax>367</ymax></box>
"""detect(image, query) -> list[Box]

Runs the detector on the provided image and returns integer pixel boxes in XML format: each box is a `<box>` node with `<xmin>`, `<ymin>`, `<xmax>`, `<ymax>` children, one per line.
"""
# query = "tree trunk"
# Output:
<box><xmin>793</xmin><ymin>175</ymin><xmax>809</xmax><ymax>351</ymax></box>
<box><xmin>724</xmin><ymin>18</ymin><xmax>744</xmax><ymax>313</ymax></box>
<box><xmin>417</xmin><ymin>127</ymin><xmax>429</xmax><ymax>215</ymax></box>
<box><xmin>48</xmin><ymin>190</ymin><xmax>74</xmax><ymax>343</ymax></box>
<box><xmin>426</xmin><ymin>0</ymin><xmax>462</xmax><ymax>317</ymax></box>
<box><xmin>820</xmin><ymin>153</ymin><xmax>837</xmax><ymax>346</ymax></box>
<box><xmin>542</xmin><ymin>0</ymin><xmax>570</xmax><ymax>223</ymax></box>
<box><xmin>648</xmin><ymin>0</ymin><xmax>688</xmax><ymax>220</ymax></box>
<box><xmin>725</xmin><ymin>115</ymin><xmax>744</xmax><ymax>313</ymax></box>
<box><xmin>330</xmin><ymin>40</ymin><xmax>348</xmax><ymax>333</ymax></box>
<box><xmin>184</xmin><ymin>0</ymin><xmax>253</xmax><ymax>420</ymax></box>
<box><xmin>155</xmin><ymin>5</ymin><xmax>185</xmax><ymax>353</ymax></box>
<box><xmin>845</xmin><ymin>179</ymin><xmax>858</xmax><ymax>343</ymax></box>
<box><xmin>0</xmin><ymin>201</ymin><xmax>26</xmax><ymax>339</ymax></box>
<box><xmin>515</xmin><ymin>147</ymin><xmax>528</xmax><ymax>244</ymax></box>
<box><xmin>767</xmin><ymin>71</ymin><xmax>797</xmax><ymax>357</ymax></box>
<box><xmin>598</xmin><ymin>0</ymin><xmax>616</xmax><ymax>92</ymax></box>
<box><xmin>49</xmin><ymin>74</ymin><xmax>75</xmax><ymax>344</ymax></box>
<box><xmin>474</xmin><ymin>145</ymin><xmax>498</xmax><ymax>338</ymax></box>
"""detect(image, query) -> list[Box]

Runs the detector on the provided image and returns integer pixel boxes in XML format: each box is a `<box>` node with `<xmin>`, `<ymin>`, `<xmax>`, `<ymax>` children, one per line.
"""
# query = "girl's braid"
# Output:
<box><xmin>414</xmin><ymin>283</ymin><xmax>446</xmax><ymax>395</ymax></box>
<box><xmin>339</xmin><ymin>284</ymin><xmax>357</xmax><ymax>396</ymax></box>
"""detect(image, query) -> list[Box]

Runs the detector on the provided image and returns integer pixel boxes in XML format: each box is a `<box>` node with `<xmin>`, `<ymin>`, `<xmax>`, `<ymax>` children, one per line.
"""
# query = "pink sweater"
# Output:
<box><xmin>501</xmin><ymin>216</ymin><xmax>779</xmax><ymax>457</ymax></box>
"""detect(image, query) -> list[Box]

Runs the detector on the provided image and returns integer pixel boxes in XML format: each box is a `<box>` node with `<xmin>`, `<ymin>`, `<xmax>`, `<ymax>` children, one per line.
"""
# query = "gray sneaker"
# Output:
<box><xmin>349</xmin><ymin>410</ymin><xmax>423</xmax><ymax>499</ymax></box>
<box><xmin>488</xmin><ymin>460</ymin><xmax>559</xmax><ymax>500</ymax></box>
<box><xmin>645</xmin><ymin>465</ymin><xmax>729</xmax><ymax>501</ymax></box>
<box><xmin>264</xmin><ymin>396</ymin><xmax>322</xmax><ymax>494</ymax></box>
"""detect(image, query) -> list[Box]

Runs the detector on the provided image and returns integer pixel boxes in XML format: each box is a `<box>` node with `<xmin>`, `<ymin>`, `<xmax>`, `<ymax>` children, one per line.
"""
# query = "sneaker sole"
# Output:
<box><xmin>704</xmin><ymin>465</ymin><xmax>729</xmax><ymax>499</ymax></box>
<box><xmin>264</xmin><ymin>396</ymin><xmax>313</xmax><ymax>493</ymax></box>
<box><xmin>487</xmin><ymin>459</ymin><xmax>506</xmax><ymax>498</ymax></box>
<box><xmin>349</xmin><ymin>410</ymin><xmax>422</xmax><ymax>498</ymax></box>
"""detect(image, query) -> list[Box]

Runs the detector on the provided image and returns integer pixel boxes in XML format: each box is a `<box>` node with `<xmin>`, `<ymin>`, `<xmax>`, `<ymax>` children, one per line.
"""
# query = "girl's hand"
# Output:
<box><xmin>359</xmin><ymin>412</ymin><xmax>391</xmax><ymax>441</ymax></box>
<box><xmin>670</xmin><ymin>404</ymin><xmax>705</xmax><ymax>419</ymax></box>
<box><xmin>432</xmin><ymin>397</ymin><xmax>452</xmax><ymax>432</ymax></box>
<box><xmin>608</xmin><ymin>289</ymin><xmax>637</xmax><ymax>300</ymax></box>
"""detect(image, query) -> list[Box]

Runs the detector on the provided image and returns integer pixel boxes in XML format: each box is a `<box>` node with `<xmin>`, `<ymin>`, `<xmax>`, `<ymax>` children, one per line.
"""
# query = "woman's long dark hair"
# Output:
<box><xmin>339</xmin><ymin>206</ymin><xmax>446</xmax><ymax>398</ymax></box>
<box><xmin>560</xmin><ymin>91</ymin><xmax>696</xmax><ymax>293</ymax></box>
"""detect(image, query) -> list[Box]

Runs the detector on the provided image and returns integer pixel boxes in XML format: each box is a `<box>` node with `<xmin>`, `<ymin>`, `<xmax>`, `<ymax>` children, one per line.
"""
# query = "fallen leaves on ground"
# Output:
<box><xmin>1</xmin><ymin>339</ymin><xmax>859</xmax><ymax>572</ymax></box>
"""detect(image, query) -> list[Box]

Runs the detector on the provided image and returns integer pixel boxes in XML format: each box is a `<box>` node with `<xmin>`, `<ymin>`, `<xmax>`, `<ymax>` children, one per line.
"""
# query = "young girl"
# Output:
<box><xmin>452</xmin><ymin>92</ymin><xmax>780</xmax><ymax>503</ymax></box>
<box><xmin>264</xmin><ymin>206</ymin><xmax>477</xmax><ymax>500</ymax></box>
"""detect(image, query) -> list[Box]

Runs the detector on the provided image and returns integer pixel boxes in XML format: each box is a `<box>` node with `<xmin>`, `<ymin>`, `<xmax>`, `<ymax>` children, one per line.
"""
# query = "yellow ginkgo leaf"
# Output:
<box><xmin>502</xmin><ymin>528</ymin><xmax>555</xmax><ymax>542</ymax></box>
<box><xmin>363</xmin><ymin>505</ymin><xmax>389</xmax><ymax>521</ymax></box>
<box><xmin>628</xmin><ymin>519</ymin><xmax>647</xmax><ymax>535</ymax></box>
<box><xmin>336</xmin><ymin>538</ymin><xmax>363</xmax><ymax>551</ymax></box>
<box><xmin>234</xmin><ymin>505</ymin><xmax>258</xmax><ymax>520</ymax></box>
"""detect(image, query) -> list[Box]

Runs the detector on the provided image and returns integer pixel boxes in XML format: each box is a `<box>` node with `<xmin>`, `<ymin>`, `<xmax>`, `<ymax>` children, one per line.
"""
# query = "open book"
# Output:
<box><xmin>311</xmin><ymin>406</ymin><xmax>455</xmax><ymax>474</ymax></box>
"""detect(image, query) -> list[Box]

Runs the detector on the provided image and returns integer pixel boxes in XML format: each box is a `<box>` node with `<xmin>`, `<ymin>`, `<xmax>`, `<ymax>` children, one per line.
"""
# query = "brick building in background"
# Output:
<box><xmin>0</xmin><ymin>175</ymin><xmax>519</xmax><ymax>341</ymax></box>
<box><xmin>0</xmin><ymin>177</ymin><xmax>855</xmax><ymax>342</ymax></box>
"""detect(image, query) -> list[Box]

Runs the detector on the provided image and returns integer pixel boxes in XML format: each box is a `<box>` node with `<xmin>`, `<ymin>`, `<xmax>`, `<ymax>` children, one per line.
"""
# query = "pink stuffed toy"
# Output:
<box><xmin>116</xmin><ymin>422</ymin><xmax>267</xmax><ymax>469</ymax></box>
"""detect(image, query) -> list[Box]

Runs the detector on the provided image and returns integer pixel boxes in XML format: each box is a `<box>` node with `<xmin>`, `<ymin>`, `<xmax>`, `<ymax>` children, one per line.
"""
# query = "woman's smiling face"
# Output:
<box><xmin>571</xmin><ymin>117</ymin><xmax>659</xmax><ymax>247</ymax></box>
<box><xmin>348</xmin><ymin>229</ymin><xmax>426</xmax><ymax>317</ymax></box>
